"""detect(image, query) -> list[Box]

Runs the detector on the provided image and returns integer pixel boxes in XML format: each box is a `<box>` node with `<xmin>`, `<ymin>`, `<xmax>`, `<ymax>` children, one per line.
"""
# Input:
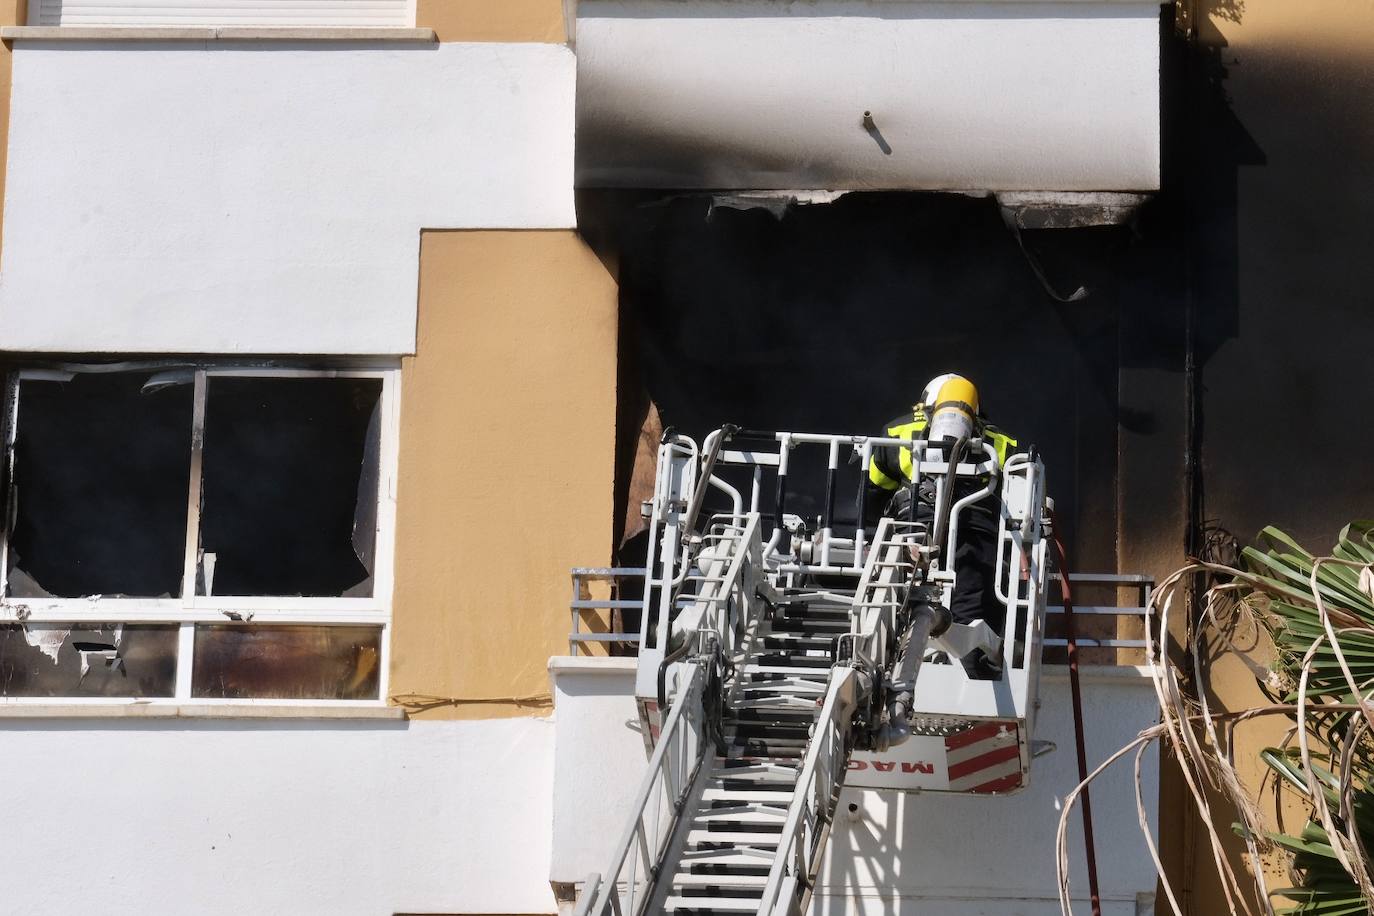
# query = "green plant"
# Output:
<box><xmin>1055</xmin><ymin>524</ymin><xmax>1374</xmax><ymax>916</ymax></box>
<box><xmin>1240</xmin><ymin>523</ymin><xmax>1374</xmax><ymax>914</ymax></box>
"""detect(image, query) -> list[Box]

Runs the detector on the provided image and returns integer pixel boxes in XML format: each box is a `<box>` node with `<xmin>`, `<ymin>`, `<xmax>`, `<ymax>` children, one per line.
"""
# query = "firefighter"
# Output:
<box><xmin>866</xmin><ymin>373</ymin><xmax>1018</xmax><ymax>676</ymax></box>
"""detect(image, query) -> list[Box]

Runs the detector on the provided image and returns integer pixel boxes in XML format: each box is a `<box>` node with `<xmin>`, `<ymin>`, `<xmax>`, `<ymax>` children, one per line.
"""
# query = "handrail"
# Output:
<box><xmin>569</xmin><ymin>567</ymin><xmax>649</xmax><ymax>656</ymax></box>
<box><xmin>1043</xmin><ymin>573</ymin><xmax>1155</xmax><ymax>654</ymax></box>
<box><xmin>730</xmin><ymin>429</ymin><xmax>997</xmax><ymax>565</ymax></box>
<box><xmin>577</xmin><ymin>645</ymin><xmax>720</xmax><ymax>916</ymax></box>
<box><xmin>566</xmin><ymin>565</ymin><xmax>1152</xmax><ymax>662</ymax></box>
<box><xmin>756</xmin><ymin>668</ymin><xmax>860</xmax><ymax>915</ymax></box>
<box><xmin>658</xmin><ymin>514</ymin><xmax>762</xmax><ymax>707</ymax></box>
<box><xmin>679</xmin><ymin>426</ymin><xmax>731</xmax><ymax>543</ymax></box>
<box><xmin>940</xmin><ymin>439</ymin><xmax>1001</xmax><ymax>575</ymax></box>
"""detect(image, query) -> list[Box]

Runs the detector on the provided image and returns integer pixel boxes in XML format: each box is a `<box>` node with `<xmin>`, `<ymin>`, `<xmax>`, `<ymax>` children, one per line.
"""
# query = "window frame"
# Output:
<box><xmin>0</xmin><ymin>362</ymin><xmax>401</xmax><ymax>706</ymax></box>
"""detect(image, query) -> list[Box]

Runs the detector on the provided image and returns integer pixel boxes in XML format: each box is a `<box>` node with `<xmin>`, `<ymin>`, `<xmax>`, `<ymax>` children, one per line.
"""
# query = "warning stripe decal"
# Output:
<box><xmin>943</xmin><ymin>720</ymin><xmax>1025</xmax><ymax>794</ymax></box>
<box><xmin>949</xmin><ymin>756</ymin><xmax>1023</xmax><ymax>792</ymax></box>
<box><xmin>947</xmin><ymin>731</ymin><xmax>1016</xmax><ymax>767</ymax></box>
<box><xmin>969</xmin><ymin>772</ymin><xmax>1024</xmax><ymax>794</ymax></box>
<box><xmin>947</xmin><ymin>744</ymin><xmax>1020</xmax><ymax>781</ymax></box>
<box><xmin>943</xmin><ymin>721</ymin><xmax>1004</xmax><ymax>751</ymax></box>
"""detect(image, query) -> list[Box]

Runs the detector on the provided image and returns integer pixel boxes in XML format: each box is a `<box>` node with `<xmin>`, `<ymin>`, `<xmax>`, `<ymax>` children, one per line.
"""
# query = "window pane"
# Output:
<box><xmin>8</xmin><ymin>373</ymin><xmax>193</xmax><ymax>598</ymax></box>
<box><xmin>0</xmin><ymin>623</ymin><xmax>178</xmax><ymax>697</ymax></box>
<box><xmin>191</xmin><ymin>625</ymin><xmax>381</xmax><ymax>700</ymax></box>
<box><xmin>198</xmin><ymin>377</ymin><xmax>381</xmax><ymax>597</ymax></box>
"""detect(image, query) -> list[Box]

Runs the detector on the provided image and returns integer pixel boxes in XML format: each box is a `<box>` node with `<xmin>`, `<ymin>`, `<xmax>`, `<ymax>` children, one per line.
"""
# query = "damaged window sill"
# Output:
<box><xmin>0</xmin><ymin>703</ymin><xmax>407</xmax><ymax>720</ymax></box>
<box><xmin>0</xmin><ymin>26</ymin><xmax>436</xmax><ymax>43</ymax></box>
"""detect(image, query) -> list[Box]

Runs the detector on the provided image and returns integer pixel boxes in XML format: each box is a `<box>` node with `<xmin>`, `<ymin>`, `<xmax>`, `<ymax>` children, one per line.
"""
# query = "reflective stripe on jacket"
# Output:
<box><xmin>868</xmin><ymin>406</ymin><xmax>1018</xmax><ymax>491</ymax></box>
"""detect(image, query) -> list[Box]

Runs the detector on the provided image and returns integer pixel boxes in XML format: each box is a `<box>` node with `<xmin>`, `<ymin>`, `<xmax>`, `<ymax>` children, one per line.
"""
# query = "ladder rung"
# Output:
<box><xmin>685</xmin><ymin>830</ymin><xmax>782</xmax><ymax>846</ymax></box>
<box><xmin>694</xmin><ymin>808</ymin><xmax>789</xmax><ymax>825</ymax></box>
<box><xmin>671</xmin><ymin>873</ymin><xmax>768</xmax><ymax>888</ymax></box>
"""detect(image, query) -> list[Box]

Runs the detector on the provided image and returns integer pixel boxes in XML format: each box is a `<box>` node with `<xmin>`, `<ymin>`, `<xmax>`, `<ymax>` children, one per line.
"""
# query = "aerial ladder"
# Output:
<box><xmin>574</xmin><ymin>422</ymin><xmax>1050</xmax><ymax>916</ymax></box>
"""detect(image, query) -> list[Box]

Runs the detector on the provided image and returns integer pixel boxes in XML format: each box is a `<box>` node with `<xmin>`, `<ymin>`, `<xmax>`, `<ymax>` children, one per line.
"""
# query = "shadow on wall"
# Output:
<box><xmin>579</xmin><ymin>189</ymin><xmax>1138</xmax><ymax>572</ymax></box>
<box><xmin>1162</xmin><ymin>0</ymin><xmax>1374</xmax><ymax>912</ymax></box>
<box><xmin>1183</xmin><ymin>0</ymin><xmax>1374</xmax><ymax>552</ymax></box>
<box><xmin>1173</xmin><ymin>3</ymin><xmax>1266</xmax><ymax>560</ymax></box>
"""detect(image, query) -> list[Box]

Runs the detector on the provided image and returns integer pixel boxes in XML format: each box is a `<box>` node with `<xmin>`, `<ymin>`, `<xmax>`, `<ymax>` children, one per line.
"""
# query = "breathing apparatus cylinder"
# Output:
<box><xmin>925</xmin><ymin>375</ymin><xmax>979</xmax><ymax>446</ymax></box>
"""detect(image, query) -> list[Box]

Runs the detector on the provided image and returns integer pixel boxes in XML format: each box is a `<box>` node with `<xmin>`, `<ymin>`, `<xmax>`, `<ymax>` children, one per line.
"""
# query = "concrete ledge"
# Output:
<box><xmin>0</xmin><ymin>703</ymin><xmax>408</xmax><ymax>719</ymax></box>
<box><xmin>548</xmin><ymin>655</ymin><xmax>638</xmax><ymax>676</ymax></box>
<box><xmin>0</xmin><ymin>26</ymin><xmax>437</xmax><ymax>43</ymax></box>
<box><xmin>997</xmin><ymin>191</ymin><xmax>1153</xmax><ymax>229</ymax></box>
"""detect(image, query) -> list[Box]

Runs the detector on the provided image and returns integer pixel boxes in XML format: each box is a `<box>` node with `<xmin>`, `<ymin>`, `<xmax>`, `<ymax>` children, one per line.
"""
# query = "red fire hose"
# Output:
<box><xmin>1049</xmin><ymin>508</ymin><xmax>1104</xmax><ymax>916</ymax></box>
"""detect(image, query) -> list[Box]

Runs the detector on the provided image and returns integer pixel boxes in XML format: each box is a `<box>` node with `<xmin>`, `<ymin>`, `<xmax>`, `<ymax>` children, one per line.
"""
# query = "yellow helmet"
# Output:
<box><xmin>921</xmin><ymin>373</ymin><xmax>977</xmax><ymax>411</ymax></box>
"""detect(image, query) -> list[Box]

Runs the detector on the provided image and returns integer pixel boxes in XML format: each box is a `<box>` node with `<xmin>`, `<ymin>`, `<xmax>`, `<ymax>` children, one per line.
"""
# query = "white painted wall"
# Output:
<box><xmin>0</xmin><ymin>670</ymin><xmax>1156</xmax><ymax>915</ymax></box>
<box><xmin>549</xmin><ymin>657</ymin><xmax>651</xmax><ymax>886</ymax></box>
<box><xmin>0</xmin><ymin>40</ymin><xmax>576</xmax><ymax>355</ymax></box>
<box><xmin>576</xmin><ymin>0</ymin><xmax>1162</xmax><ymax>192</ymax></box>
<box><xmin>0</xmin><ymin>716</ymin><xmax>558</xmax><ymax>915</ymax></box>
<box><xmin>550</xmin><ymin>663</ymin><xmax>1159</xmax><ymax>915</ymax></box>
<box><xmin>815</xmin><ymin>670</ymin><xmax>1159</xmax><ymax>915</ymax></box>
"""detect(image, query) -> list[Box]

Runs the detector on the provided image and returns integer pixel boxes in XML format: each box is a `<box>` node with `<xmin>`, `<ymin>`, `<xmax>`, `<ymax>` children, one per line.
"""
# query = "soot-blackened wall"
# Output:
<box><xmin>584</xmin><ymin>190</ymin><xmax>1138</xmax><ymax>573</ymax></box>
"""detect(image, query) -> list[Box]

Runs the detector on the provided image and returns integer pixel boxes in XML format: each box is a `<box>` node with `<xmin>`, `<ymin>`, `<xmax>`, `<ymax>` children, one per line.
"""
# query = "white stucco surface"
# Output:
<box><xmin>549</xmin><ymin>658</ymin><xmax>651</xmax><ymax>886</ymax></box>
<box><xmin>550</xmin><ymin>664</ymin><xmax>1159</xmax><ymax>915</ymax></box>
<box><xmin>0</xmin><ymin>716</ymin><xmax>557</xmax><ymax>915</ymax></box>
<box><xmin>0</xmin><ymin>41</ymin><xmax>576</xmax><ymax>354</ymax></box>
<box><xmin>815</xmin><ymin>669</ymin><xmax>1159</xmax><ymax>915</ymax></box>
<box><xmin>576</xmin><ymin>0</ymin><xmax>1162</xmax><ymax>192</ymax></box>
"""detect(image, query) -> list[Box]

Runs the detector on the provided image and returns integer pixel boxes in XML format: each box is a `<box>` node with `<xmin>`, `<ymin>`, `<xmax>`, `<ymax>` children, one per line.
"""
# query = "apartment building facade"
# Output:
<box><xmin>0</xmin><ymin>3</ymin><xmax>614</xmax><ymax>912</ymax></box>
<box><xmin>0</xmin><ymin>0</ymin><xmax>1369</xmax><ymax>914</ymax></box>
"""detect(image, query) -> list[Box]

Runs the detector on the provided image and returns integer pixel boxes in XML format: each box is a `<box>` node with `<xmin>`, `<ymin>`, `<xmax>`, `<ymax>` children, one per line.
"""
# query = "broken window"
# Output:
<box><xmin>198</xmin><ymin>377</ymin><xmax>380</xmax><ymax>598</ymax></box>
<box><xmin>0</xmin><ymin>623</ymin><xmax>178</xmax><ymax>697</ymax></box>
<box><xmin>0</xmin><ymin>365</ymin><xmax>395</xmax><ymax>703</ymax></box>
<box><xmin>191</xmin><ymin>625</ymin><xmax>381</xmax><ymax>701</ymax></box>
<box><xmin>7</xmin><ymin>372</ymin><xmax>193</xmax><ymax>598</ymax></box>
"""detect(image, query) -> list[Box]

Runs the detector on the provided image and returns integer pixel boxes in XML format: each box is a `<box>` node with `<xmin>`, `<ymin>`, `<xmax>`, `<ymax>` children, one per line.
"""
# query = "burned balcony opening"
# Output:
<box><xmin>7</xmin><ymin>371</ymin><xmax>193</xmax><ymax>599</ymax></box>
<box><xmin>583</xmin><ymin>190</ymin><xmax>1128</xmax><ymax>572</ymax></box>
<box><xmin>199</xmin><ymin>377</ymin><xmax>380</xmax><ymax>598</ymax></box>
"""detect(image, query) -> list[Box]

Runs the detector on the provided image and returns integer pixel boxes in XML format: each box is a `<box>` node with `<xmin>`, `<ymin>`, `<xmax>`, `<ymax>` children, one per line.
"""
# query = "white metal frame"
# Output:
<box><xmin>577</xmin><ymin>427</ymin><xmax>1058</xmax><ymax>916</ymax></box>
<box><xmin>0</xmin><ymin>362</ymin><xmax>402</xmax><ymax>706</ymax></box>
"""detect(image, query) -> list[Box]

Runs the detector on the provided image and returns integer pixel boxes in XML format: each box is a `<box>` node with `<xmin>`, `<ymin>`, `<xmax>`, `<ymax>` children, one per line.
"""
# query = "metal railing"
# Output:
<box><xmin>569</xmin><ymin>567</ymin><xmax>648</xmax><ymax>656</ymax></box>
<box><xmin>568</xmin><ymin>569</ymin><xmax>1155</xmax><ymax>663</ymax></box>
<box><xmin>1044</xmin><ymin>573</ymin><xmax>1154</xmax><ymax>655</ymax></box>
<box><xmin>719</xmin><ymin>429</ymin><xmax>1001</xmax><ymax>576</ymax></box>
<box><xmin>573</xmin><ymin>641</ymin><xmax>723</xmax><ymax>916</ymax></box>
<box><xmin>668</xmin><ymin>513</ymin><xmax>764</xmax><ymax>665</ymax></box>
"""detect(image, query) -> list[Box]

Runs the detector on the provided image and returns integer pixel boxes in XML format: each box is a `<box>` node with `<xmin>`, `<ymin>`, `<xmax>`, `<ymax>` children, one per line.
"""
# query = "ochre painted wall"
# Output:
<box><xmin>416</xmin><ymin>0</ymin><xmax>566</xmax><ymax>43</ymax></box>
<box><xmin>390</xmin><ymin>230</ymin><xmax>618</xmax><ymax>720</ymax></box>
